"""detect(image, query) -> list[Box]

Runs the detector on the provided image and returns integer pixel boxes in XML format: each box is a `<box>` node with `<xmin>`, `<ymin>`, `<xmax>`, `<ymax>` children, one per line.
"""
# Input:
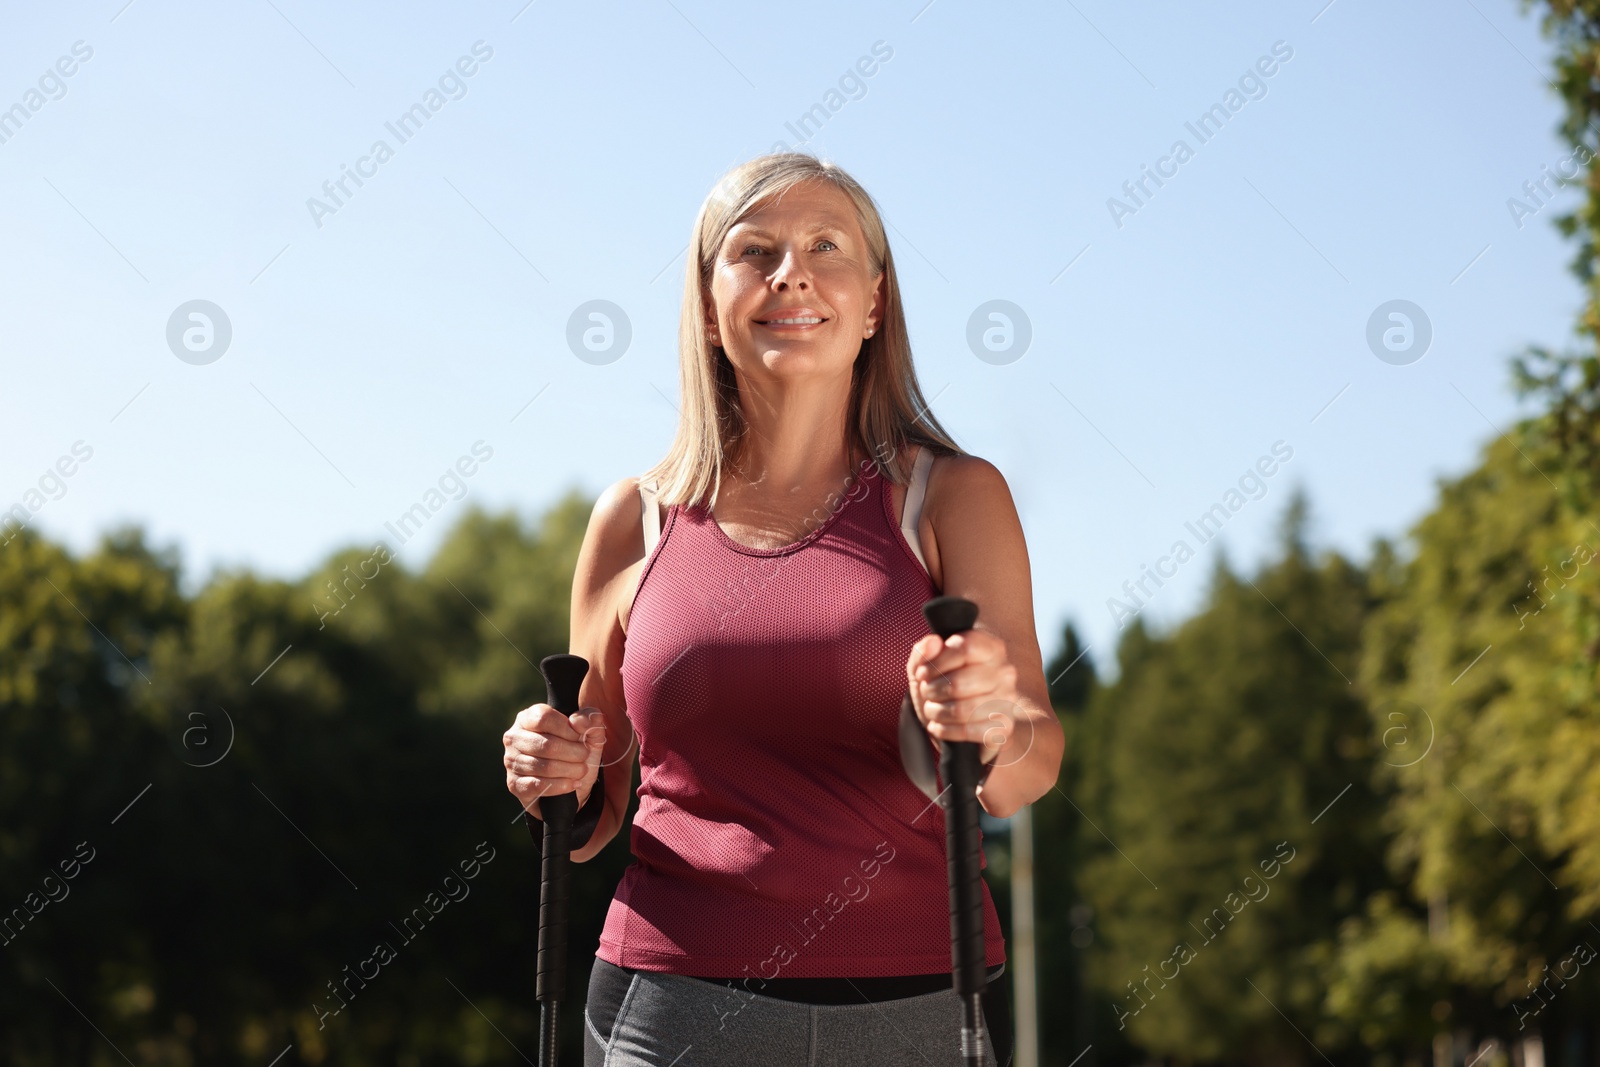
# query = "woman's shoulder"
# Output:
<box><xmin>922</xmin><ymin>451</ymin><xmax>1020</xmax><ymax>549</ymax></box>
<box><xmin>923</xmin><ymin>450</ymin><xmax>1011</xmax><ymax>511</ymax></box>
<box><xmin>575</xmin><ymin>476</ymin><xmax>663</xmax><ymax>635</ymax></box>
<box><xmin>576</xmin><ymin>476</ymin><xmax>654</xmax><ymax>588</ymax></box>
<box><xmin>900</xmin><ymin>450</ymin><xmax>1015</xmax><ymax>591</ymax></box>
<box><xmin>920</xmin><ymin>451</ymin><xmax>1030</xmax><ymax>605</ymax></box>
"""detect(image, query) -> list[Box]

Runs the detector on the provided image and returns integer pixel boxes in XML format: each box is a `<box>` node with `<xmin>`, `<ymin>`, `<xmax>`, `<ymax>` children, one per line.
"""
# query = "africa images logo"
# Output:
<box><xmin>166</xmin><ymin>300</ymin><xmax>232</xmax><ymax>365</ymax></box>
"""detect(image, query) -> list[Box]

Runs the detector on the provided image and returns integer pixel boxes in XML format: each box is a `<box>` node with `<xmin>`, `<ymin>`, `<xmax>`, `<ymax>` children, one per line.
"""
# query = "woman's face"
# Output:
<box><xmin>706</xmin><ymin>179</ymin><xmax>884</xmax><ymax>384</ymax></box>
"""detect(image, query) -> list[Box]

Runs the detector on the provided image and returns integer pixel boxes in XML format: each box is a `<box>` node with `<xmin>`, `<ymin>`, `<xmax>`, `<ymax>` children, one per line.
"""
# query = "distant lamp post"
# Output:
<box><xmin>1013</xmin><ymin>804</ymin><xmax>1038</xmax><ymax>1067</ymax></box>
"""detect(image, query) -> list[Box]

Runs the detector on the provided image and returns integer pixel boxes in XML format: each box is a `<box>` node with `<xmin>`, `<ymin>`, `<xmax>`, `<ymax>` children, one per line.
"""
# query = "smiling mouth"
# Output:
<box><xmin>755</xmin><ymin>316</ymin><xmax>827</xmax><ymax>326</ymax></box>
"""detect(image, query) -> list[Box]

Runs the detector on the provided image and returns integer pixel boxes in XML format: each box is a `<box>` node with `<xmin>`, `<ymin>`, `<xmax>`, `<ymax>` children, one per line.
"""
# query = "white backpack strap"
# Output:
<box><xmin>639</xmin><ymin>476</ymin><xmax>662</xmax><ymax>557</ymax></box>
<box><xmin>900</xmin><ymin>446</ymin><xmax>933</xmax><ymax>574</ymax></box>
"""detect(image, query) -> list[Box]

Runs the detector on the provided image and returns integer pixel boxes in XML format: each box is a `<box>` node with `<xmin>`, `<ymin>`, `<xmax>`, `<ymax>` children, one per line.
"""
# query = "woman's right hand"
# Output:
<box><xmin>504</xmin><ymin>704</ymin><xmax>607</xmax><ymax>818</ymax></box>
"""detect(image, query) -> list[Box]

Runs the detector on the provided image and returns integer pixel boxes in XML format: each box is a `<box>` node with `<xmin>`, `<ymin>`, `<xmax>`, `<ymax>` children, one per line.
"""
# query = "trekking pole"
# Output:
<box><xmin>898</xmin><ymin>595</ymin><xmax>988</xmax><ymax>1067</ymax></box>
<box><xmin>533</xmin><ymin>653</ymin><xmax>589</xmax><ymax>1067</ymax></box>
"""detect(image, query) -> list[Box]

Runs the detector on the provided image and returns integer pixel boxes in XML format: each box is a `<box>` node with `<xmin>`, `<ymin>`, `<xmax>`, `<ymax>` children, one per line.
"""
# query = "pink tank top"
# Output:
<box><xmin>599</xmin><ymin>455</ymin><xmax>1006</xmax><ymax>979</ymax></box>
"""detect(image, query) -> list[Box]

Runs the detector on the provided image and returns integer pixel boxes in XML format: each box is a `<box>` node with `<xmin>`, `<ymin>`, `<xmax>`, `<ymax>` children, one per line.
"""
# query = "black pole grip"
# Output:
<box><xmin>921</xmin><ymin>596</ymin><xmax>988</xmax><ymax>1006</ymax></box>
<box><xmin>535</xmin><ymin>653</ymin><xmax>587</xmax><ymax>1016</ymax></box>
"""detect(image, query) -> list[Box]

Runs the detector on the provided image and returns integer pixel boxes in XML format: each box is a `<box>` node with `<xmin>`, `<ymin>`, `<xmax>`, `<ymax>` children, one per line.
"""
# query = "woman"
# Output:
<box><xmin>503</xmin><ymin>153</ymin><xmax>1063</xmax><ymax>1066</ymax></box>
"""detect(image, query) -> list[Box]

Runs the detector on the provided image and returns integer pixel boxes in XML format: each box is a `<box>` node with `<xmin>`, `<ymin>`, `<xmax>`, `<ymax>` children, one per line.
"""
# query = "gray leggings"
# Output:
<box><xmin>586</xmin><ymin>963</ymin><xmax>1003</xmax><ymax>1067</ymax></box>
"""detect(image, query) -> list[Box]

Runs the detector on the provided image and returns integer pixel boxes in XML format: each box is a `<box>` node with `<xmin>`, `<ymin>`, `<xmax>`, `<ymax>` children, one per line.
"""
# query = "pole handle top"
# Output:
<box><xmin>923</xmin><ymin>595</ymin><xmax>978</xmax><ymax>639</ymax></box>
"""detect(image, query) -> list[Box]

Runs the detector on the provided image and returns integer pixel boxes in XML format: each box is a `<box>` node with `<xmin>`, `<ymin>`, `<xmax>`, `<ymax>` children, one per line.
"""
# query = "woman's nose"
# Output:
<box><xmin>770</xmin><ymin>249</ymin><xmax>811</xmax><ymax>289</ymax></box>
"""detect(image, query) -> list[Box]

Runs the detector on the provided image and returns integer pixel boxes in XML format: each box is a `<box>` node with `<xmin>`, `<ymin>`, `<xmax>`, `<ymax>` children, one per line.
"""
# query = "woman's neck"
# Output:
<box><xmin>712</xmin><ymin>431</ymin><xmax>865</xmax><ymax>550</ymax></box>
<box><xmin>725</xmin><ymin>371</ymin><xmax>857</xmax><ymax>496</ymax></box>
<box><xmin>727</xmin><ymin>434</ymin><xmax>858</xmax><ymax>499</ymax></box>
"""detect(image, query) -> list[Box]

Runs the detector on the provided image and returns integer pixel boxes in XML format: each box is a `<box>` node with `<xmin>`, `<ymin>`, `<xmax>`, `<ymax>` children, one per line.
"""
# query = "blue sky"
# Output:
<box><xmin>0</xmin><ymin>0</ymin><xmax>1584</xmax><ymax>677</ymax></box>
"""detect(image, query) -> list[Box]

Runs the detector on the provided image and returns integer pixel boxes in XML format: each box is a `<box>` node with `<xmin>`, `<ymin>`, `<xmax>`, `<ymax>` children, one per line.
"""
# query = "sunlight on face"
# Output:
<box><xmin>708</xmin><ymin>179</ymin><xmax>884</xmax><ymax>382</ymax></box>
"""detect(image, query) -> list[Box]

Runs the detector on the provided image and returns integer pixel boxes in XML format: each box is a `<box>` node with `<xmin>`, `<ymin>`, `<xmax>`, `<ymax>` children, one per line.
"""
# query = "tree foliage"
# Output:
<box><xmin>0</xmin><ymin>495</ymin><xmax>638</xmax><ymax>1067</ymax></box>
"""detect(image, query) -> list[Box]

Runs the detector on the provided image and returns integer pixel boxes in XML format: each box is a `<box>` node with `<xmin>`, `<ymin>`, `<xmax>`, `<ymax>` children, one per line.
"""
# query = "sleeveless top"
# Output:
<box><xmin>598</xmin><ymin>446</ymin><xmax>1007</xmax><ymax>979</ymax></box>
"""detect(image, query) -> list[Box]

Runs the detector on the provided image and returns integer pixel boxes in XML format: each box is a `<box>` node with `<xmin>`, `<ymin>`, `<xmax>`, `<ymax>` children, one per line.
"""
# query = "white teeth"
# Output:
<box><xmin>763</xmin><ymin>317</ymin><xmax>823</xmax><ymax>324</ymax></box>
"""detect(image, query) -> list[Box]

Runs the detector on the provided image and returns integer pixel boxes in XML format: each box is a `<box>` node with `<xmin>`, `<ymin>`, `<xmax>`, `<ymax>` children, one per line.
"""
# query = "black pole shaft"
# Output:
<box><xmin>922</xmin><ymin>596</ymin><xmax>988</xmax><ymax>1067</ymax></box>
<box><xmin>535</xmin><ymin>653</ymin><xmax>588</xmax><ymax>1067</ymax></box>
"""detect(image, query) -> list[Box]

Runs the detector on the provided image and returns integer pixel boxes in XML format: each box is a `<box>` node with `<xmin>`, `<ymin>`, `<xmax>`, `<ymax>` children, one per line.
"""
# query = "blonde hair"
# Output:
<box><xmin>642</xmin><ymin>152</ymin><xmax>965</xmax><ymax>508</ymax></box>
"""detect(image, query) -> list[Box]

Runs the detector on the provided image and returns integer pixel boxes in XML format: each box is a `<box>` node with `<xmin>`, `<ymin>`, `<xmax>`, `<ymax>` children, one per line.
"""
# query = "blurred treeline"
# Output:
<box><xmin>4</xmin><ymin>382</ymin><xmax>1597</xmax><ymax>1067</ymax></box>
<box><xmin>1</xmin><ymin>498</ymin><xmax>635</xmax><ymax>1065</ymax></box>
<box><xmin>5</xmin><ymin>389</ymin><xmax>1596</xmax><ymax>1067</ymax></box>
<box><xmin>1030</xmin><ymin>428</ymin><xmax>1599</xmax><ymax>1067</ymax></box>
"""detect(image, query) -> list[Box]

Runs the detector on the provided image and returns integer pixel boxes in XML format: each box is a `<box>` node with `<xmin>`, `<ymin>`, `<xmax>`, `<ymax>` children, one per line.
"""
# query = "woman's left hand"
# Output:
<box><xmin>906</xmin><ymin>627</ymin><xmax>1021</xmax><ymax>763</ymax></box>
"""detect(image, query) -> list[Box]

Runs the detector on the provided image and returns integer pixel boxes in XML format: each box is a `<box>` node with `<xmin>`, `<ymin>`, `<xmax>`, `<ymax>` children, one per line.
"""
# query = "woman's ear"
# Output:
<box><xmin>705</xmin><ymin>304</ymin><xmax>720</xmax><ymax>346</ymax></box>
<box><xmin>864</xmin><ymin>271</ymin><xmax>887</xmax><ymax>337</ymax></box>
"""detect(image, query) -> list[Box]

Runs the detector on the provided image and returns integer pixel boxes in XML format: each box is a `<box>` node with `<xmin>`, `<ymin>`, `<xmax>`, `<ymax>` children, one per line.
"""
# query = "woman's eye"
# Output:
<box><xmin>741</xmin><ymin>245</ymin><xmax>766</xmax><ymax>256</ymax></box>
<box><xmin>816</xmin><ymin>240</ymin><xmax>838</xmax><ymax>252</ymax></box>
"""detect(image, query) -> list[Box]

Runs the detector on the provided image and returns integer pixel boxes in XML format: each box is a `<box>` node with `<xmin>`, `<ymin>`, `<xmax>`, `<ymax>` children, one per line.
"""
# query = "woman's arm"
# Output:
<box><xmin>565</xmin><ymin>477</ymin><xmax>646</xmax><ymax>861</ymax></box>
<box><xmin>905</xmin><ymin>456</ymin><xmax>1064</xmax><ymax>818</ymax></box>
<box><xmin>506</xmin><ymin>476</ymin><xmax>642</xmax><ymax>863</ymax></box>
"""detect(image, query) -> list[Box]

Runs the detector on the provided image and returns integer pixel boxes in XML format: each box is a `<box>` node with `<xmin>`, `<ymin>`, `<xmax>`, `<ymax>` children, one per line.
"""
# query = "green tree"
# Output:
<box><xmin>0</xmin><ymin>489</ymin><xmax>622</xmax><ymax>1066</ymax></box>
<box><xmin>0</xmin><ymin>528</ymin><xmax>185</xmax><ymax>1066</ymax></box>
<box><xmin>1074</xmin><ymin>490</ymin><xmax>1391</xmax><ymax>1063</ymax></box>
<box><xmin>1034</xmin><ymin>621</ymin><xmax>1106</xmax><ymax>1067</ymax></box>
<box><xmin>1325</xmin><ymin>432</ymin><xmax>1600</xmax><ymax>1052</ymax></box>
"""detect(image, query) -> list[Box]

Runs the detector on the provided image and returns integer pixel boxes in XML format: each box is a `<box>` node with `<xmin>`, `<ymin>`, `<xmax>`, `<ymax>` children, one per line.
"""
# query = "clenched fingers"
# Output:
<box><xmin>505</xmin><ymin>708</ymin><xmax>606</xmax><ymax>814</ymax></box>
<box><xmin>914</xmin><ymin>658</ymin><xmax>1010</xmax><ymax>703</ymax></box>
<box><xmin>504</xmin><ymin>704</ymin><xmax>590</xmax><ymax>765</ymax></box>
<box><xmin>908</xmin><ymin>629</ymin><xmax>1004</xmax><ymax>681</ymax></box>
<box><xmin>920</xmin><ymin>696</ymin><xmax>1019</xmax><ymax>752</ymax></box>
